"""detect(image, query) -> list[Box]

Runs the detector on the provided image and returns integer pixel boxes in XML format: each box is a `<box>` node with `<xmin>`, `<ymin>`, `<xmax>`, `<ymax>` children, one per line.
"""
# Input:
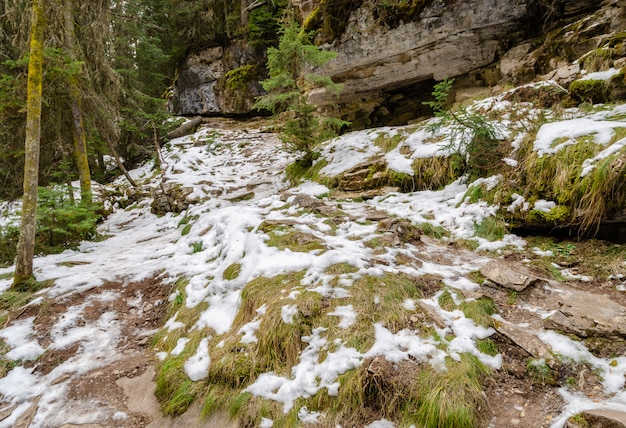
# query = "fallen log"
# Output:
<box><xmin>167</xmin><ymin>116</ymin><xmax>203</xmax><ymax>140</ymax></box>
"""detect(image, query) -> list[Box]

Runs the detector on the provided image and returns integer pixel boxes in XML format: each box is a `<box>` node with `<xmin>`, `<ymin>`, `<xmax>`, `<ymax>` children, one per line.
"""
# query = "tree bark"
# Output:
<box><xmin>14</xmin><ymin>0</ymin><xmax>44</xmax><ymax>287</ymax></box>
<box><xmin>63</xmin><ymin>0</ymin><xmax>92</xmax><ymax>205</ymax></box>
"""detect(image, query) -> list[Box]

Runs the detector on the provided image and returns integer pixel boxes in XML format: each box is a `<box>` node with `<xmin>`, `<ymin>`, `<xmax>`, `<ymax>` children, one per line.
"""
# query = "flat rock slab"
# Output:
<box><xmin>493</xmin><ymin>318</ymin><xmax>558</xmax><ymax>368</ymax></box>
<box><xmin>544</xmin><ymin>292</ymin><xmax>626</xmax><ymax>338</ymax></box>
<box><xmin>480</xmin><ymin>260</ymin><xmax>545</xmax><ymax>291</ymax></box>
<box><xmin>574</xmin><ymin>408</ymin><xmax>626</xmax><ymax>427</ymax></box>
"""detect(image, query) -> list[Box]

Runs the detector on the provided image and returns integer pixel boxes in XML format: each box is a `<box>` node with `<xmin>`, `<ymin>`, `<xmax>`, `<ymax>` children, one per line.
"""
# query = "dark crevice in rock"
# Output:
<box><xmin>512</xmin><ymin>222</ymin><xmax>626</xmax><ymax>244</ymax></box>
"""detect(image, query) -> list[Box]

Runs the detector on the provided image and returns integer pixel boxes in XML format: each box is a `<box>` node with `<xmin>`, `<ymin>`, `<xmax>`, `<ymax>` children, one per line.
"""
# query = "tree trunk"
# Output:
<box><xmin>14</xmin><ymin>0</ymin><xmax>45</xmax><ymax>288</ymax></box>
<box><xmin>153</xmin><ymin>126</ymin><xmax>162</xmax><ymax>171</ymax></box>
<box><xmin>105</xmin><ymin>137</ymin><xmax>138</xmax><ymax>188</ymax></box>
<box><xmin>63</xmin><ymin>0</ymin><xmax>92</xmax><ymax>205</ymax></box>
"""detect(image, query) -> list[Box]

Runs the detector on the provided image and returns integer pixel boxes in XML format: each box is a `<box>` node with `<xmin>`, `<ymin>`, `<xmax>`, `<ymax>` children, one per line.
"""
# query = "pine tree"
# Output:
<box><xmin>254</xmin><ymin>22</ymin><xmax>348</xmax><ymax>167</ymax></box>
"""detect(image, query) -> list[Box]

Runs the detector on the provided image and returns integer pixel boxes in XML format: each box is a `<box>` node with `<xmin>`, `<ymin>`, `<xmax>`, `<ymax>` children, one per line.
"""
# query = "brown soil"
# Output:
<box><xmin>2</xmin><ymin>276</ymin><xmax>175</xmax><ymax>427</ymax></box>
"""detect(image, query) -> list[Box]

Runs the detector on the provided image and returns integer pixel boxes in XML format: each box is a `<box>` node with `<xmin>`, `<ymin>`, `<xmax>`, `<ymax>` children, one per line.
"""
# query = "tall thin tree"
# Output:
<box><xmin>63</xmin><ymin>0</ymin><xmax>92</xmax><ymax>205</ymax></box>
<box><xmin>14</xmin><ymin>0</ymin><xmax>45</xmax><ymax>287</ymax></box>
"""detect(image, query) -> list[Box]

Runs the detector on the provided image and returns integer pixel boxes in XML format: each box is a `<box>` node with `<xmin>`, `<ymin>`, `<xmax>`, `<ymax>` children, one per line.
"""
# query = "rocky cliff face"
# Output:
<box><xmin>167</xmin><ymin>0</ymin><xmax>619</xmax><ymax>126</ymax></box>
<box><xmin>168</xmin><ymin>41</ymin><xmax>264</xmax><ymax>116</ymax></box>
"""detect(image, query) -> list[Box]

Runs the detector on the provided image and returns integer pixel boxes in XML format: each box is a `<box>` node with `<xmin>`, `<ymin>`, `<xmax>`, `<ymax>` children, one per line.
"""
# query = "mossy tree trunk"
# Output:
<box><xmin>63</xmin><ymin>0</ymin><xmax>92</xmax><ymax>205</ymax></box>
<box><xmin>14</xmin><ymin>0</ymin><xmax>45</xmax><ymax>288</ymax></box>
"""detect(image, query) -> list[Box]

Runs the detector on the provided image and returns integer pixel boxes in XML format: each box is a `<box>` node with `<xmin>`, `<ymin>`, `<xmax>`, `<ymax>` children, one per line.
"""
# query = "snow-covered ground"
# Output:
<box><xmin>0</xmin><ymin>105</ymin><xmax>625</xmax><ymax>427</ymax></box>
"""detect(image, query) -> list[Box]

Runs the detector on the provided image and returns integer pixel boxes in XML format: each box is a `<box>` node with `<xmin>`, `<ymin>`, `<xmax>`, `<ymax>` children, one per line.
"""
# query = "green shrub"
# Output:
<box><xmin>424</xmin><ymin>78</ymin><xmax>504</xmax><ymax>179</ymax></box>
<box><xmin>36</xmin><ymin>186</ymin><xmax>101</xmax><ymax>254</ymax></box>
<box><xmin>0</xmin><ymin>224</ymin><xmax>19</xmax><ymax>267</ymax></box>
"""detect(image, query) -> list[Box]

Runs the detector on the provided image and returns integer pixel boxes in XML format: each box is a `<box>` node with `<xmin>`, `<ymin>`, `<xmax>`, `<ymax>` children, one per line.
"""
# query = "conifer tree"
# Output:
<box><xmin>254</xmin><ymin>22</ymin><xmax>348</xmax><ymax>166</ymax></box>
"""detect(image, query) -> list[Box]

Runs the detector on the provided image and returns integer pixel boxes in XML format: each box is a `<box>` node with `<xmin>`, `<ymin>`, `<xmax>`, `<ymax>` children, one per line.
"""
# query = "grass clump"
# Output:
<box><xmin>411</xmin><ymin>153</ymin><xmax>465</xmax><ymax>191</ymax></box>
<box><xmin>462</xmin><ymin>181</ymin><xmax>499</xmax><ymax>205</ymax></box>
<box><xmin>526</xmin><ymin>358</ymin><xmax>557</xmax><ymax>386</ymax></box>
<box><xmin>516</xmin><ymin>129</ymin><xmax>626</xmax><ymax>235</ymax></box>
<box><xmin>410</xmin><ymin>354</ymin><xmax>489</xmax><ymax>428</ymax></box>
<box><xmin>181</xmin><ymin>223</ymin><xmax>193</xmax><ymax>236</ymax></box>
<box><xmin>324</xmin><ymin>263</ymin><xmax>360</xmax><ymax>275</ymax></box>
<box><xmin>476</xmin><ymin>338</ymin><xmax>498</xmax><ymax>356</ymax></box>
<box><xmin>438</xmin><ymin>289</ymin><xmax>457</xmax><ymax>311</ymax></box>
<box><xmin>207</xmin><ymin>272</ymin><xmax>310</xmax><ymax>389</ymax></box>
<box><xmin>155</xmin><ymin>337</ymin><xmax>205</xmax><ymax>416</ymax></box>
<box><xmin>460</xmin><ymin>298</ymin><xmax>498</xmax><ymax>328</ymax></box>
<box><xmin>189</xmin><ymin>265</ymin><xmax>496</xmax><ymax>427</ymax></box>
<box><xmin>474</xmin><ymin>216</ymin><xmax>508</xmax><ymax>242</ymax></box>
<box><xmin>0</xmin><ymin>279</ymin><xmax>52</xmax><ymax>320</ymax></box>
<box><xmin>222</xmin><ymin>263</ymin><xmax>242</xmax><ymax>280</ymax></box>
<box><xmin>152</xmin><ymin>277</ymin><xmax>213</xmax><ymax>416</ymax></box>
<box><xmin>264</xmin><ymin>226</ymin><xmax>326</xmax><ymax>253</ymax></box>
<box><xmin>374</xmin><ymin>132</ymin><xmax>406</xmax><ymax>152</ymax></box>
<box><xmin>568</xmin><ymin>412</ymin><xmax>592</xmax><ymax>428</ymax></box>
<box><xmin>418</xmin><ymin>222</ymin><xmax>450</xmax><ymax>239</ymax></box>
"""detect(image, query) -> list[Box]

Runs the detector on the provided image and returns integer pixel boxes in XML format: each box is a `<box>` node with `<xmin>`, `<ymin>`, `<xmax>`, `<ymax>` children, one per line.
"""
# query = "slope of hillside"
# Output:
<box><xmin>0</xmin><ymin>94</ymin><xmax>626</xmax><ymax>427</ymax></box>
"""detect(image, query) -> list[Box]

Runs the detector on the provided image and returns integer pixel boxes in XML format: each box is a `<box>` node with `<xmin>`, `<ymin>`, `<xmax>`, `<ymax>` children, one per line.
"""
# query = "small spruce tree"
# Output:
<box><xmin>254</xmin><ymin>22</ymin><xmax>348</xmax><ymax>168</ymax></box>
<box><xmin>424</xmin><ymin>78</ymin><xmax>504</xmax><ymax>179</ymax></box>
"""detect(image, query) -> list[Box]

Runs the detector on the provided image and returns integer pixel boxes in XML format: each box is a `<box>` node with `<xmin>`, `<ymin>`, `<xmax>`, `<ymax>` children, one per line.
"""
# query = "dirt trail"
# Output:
<box><xmin>2</xmin><ymin>277</ymin><xmax>236</xmax><ymax>427</ymax></box>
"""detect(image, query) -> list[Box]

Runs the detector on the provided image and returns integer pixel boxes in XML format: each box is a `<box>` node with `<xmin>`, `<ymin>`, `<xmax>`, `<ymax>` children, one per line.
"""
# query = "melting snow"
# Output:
<box><xmin>0</xmin><ymin>111</ymin><xmax>625</xmax><ymax>425</ymax></box>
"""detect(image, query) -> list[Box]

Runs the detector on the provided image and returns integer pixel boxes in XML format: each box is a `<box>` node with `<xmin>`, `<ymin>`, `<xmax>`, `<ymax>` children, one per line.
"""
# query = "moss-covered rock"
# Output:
<box><xmin>569</xmin><ymin>79</ymin><xmax>610</xmax><ymax>104</ymax></box>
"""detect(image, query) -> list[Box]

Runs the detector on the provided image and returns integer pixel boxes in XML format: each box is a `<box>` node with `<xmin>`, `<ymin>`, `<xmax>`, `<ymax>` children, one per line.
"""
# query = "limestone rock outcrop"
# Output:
<box><xmin>311</xmin><ymin>0</ymin><xmax>528</xmax><ymax>106</ymax></box>
<box><xmin>167</xmin><ymin>0</ymin><xmax>622</xmax><ymax>126</ymax></box>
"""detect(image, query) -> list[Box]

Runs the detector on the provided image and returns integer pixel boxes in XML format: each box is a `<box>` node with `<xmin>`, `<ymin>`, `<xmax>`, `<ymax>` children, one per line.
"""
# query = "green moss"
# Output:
<box><xmin>224</xmin><ymin>65</ymin><xmax>255</xmax><ymax>92</ymax></box>
<box><xmin>569</xmin><ymin>79</ymin><xmax>609</xmax><ymax>104</ymax></box>
<box><xmin>386</xmin><ymin>169</ymin><xmax>415</xmax><ymax>192</ymax></box>
<box><xmin>285</xmin><ymin>157</ymin><xmax>330</xmax><ymax>186</ymax></box>
<box><xmin>581</xmin><ymin>47</ymin><xmax>615</xmax><ymax>73</ymax></box>
<box><xmin>528</xmin><ymin>205</ymin><xmax>570</xmax><ymax>224</ymax></box>
<box><xmin>316</xmin><ymin>0</ymin><xmax>365</xmax><ymax>44</ymax></box>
